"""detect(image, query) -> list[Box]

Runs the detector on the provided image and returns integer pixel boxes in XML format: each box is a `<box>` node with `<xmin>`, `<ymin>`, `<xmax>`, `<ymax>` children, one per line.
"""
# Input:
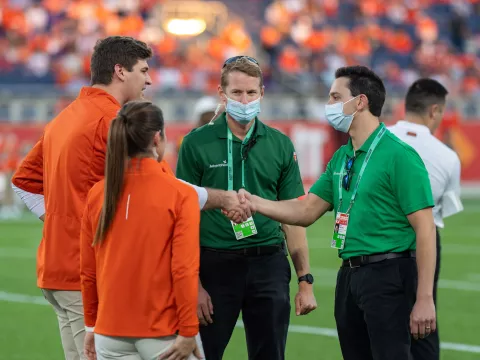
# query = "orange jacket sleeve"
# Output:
<box><xmin>80</xmin><ymin>201</ymin><xmax>98</xmax><ymax>328</ymax></box>
<box><xmin>11</xmin><ymin>135</ymin><xmax>44</xmax><ymax>194</ymax></box>
<box><xmin>172</xmin><ymin>186</ymin><xmax>200</xmax><ymax>337</ymax></box>
<box><xmin>88</xmin><ymin>117</ymin><xmax>110</xmax><ymax>188</ymax></box>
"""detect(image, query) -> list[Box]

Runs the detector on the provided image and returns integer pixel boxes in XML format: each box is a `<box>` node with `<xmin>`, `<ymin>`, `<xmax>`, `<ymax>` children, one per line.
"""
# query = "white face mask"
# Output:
<box><xmin>225</xmin><ymin>97</ymin><xmax>261</xmax><ymax>125</ymax></box>
<box><xmin>324</xmin><ymin>96</ymin><xmax>359</xmax><ymax>133</ymax></box>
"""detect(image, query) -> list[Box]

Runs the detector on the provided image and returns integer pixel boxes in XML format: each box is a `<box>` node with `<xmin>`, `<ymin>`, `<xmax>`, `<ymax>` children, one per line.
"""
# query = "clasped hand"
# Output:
<box><xmin>221</xmin><ymin>189</ymin><xmax>255</xmax><ymax>224</ymax></box>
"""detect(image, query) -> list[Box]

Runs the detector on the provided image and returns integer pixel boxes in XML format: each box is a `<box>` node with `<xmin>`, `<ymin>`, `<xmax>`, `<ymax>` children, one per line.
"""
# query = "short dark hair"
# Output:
<box><xmin>405</xmin><ymin>78</ymin><xmax>448</xmax><ymax>115</ymax></box>
<box><xmin>335</xmin><ymin>66</ymin><xmax>386</xmax><ymax>117</ymax></box>
<box><xmin>90</xmin><ymin>36</ymin><xmax>153</xmax><ymax>86</ymax></box>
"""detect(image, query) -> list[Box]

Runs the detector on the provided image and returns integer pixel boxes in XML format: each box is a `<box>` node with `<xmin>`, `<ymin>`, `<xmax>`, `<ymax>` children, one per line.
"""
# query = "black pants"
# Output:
<box><xmin>411</xmin><ymin>229</ymin><xmax>441</xmax><ymax>360</ymax></box>
<box><xmin>199</xmin><ymin>248</ymin><xmax>291</xmax><ymax>360</ymax></box>
<box><xmin>335</xmin><ymin>257</ymin><xmax>418</xmax><ymax>360</ymax></box>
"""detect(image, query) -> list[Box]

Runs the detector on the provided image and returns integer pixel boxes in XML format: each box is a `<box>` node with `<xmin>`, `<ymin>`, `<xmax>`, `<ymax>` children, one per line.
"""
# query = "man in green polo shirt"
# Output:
<box><xmin>176</xmin><ymin>56</ymin><xmax>317</xmax><ymax>360</ymax></box>
<box><xmin>241</xmin><ymin>66</ymin><xmax>438</xmax><ymax>360</ymax></box>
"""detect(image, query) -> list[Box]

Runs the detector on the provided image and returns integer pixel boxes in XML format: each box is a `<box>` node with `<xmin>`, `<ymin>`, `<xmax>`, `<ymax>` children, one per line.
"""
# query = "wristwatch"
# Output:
<box><xmin>298</xmin><ymin>273</ymin><xmax>314</xmax><ymax>285</ymax></box>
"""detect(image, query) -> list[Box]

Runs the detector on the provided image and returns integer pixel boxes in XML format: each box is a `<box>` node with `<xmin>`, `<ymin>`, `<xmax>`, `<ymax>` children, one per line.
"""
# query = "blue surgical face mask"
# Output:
<box><xmin>325</xmin><ymin>96</ymin><xmax>359</xmax><ymax>133</ymax></box>
<box><xmin>226</xmin><ymin>97</ymin><xmax>261</xmax><ymax>125</ymax></box>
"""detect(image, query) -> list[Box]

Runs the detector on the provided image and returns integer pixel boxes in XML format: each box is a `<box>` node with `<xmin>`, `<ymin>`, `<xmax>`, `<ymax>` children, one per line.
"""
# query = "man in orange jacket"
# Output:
<box><xmin>12</xmin><ymin>36</ymin><xmax>248</xmax><ymax>360</ymax></box>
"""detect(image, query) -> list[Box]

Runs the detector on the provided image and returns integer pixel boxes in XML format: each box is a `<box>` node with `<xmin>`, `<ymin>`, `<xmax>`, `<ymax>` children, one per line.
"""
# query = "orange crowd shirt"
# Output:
<box><xmin>12</xmin><ymin>87</ymin><xmax>121</xmax><ymax>290</ymax></box>
<box><xmin>80</xmin><ymin>158</ymin><xmax>200</xmax><ymax>338</ymax></box>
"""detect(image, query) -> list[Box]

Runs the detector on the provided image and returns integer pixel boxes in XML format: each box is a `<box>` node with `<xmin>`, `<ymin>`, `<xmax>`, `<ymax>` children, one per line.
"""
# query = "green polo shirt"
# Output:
<box><xmin>176</xmin><ymin>112</ymin><xmax>305</xmax><ymax>249</ymax></box>
<box><xmin>310</xmin><ymin>123</ymin><xmax>434</xmax><ymax>260</ymax></box>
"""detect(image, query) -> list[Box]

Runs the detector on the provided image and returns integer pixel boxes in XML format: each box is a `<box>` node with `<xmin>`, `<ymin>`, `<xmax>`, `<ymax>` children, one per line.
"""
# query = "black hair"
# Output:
<box><xmin>335</xmin><ymin>66</ymin><xmax>386</xmax><ymax>117</ymax></box>
<box><xmin>405</xmin><ymin>78</ymin><xmax>448</xmax><ymax>115</ymax></box>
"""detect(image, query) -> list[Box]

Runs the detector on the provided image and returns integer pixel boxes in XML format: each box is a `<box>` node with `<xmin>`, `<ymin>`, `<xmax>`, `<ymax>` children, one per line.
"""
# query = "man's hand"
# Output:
<box><xmin>158</xmin><ymin>335</ymin><xmax>203</xmax><ymax>360</ymax></box>
<box><xmin>221</xmin><ymin>190</ymin><xmax>252</xmax><ymax>223</ymax></box>
<box><xmin>237</xmin><ymin>188</ymin><xmax>254</xmax><ymax>210</ymax></box>
<box><xmin>197</xmin><ymin>285</ymin><xmax>214</xmax><ymax>326</ymax></box>
<box><xmin>295</xmin><ymin>282</ymin><xmax>317</xmax><ymax>316</ymax></box>
<box><xmin>410</xmin><ymin>296</ymin><xmax>436</xmax><ymax>340</ymax></box>
<box><xmin>84</xmin><ymin>332</ymin><xmax>96</xmax><ymax>360</ymax></box>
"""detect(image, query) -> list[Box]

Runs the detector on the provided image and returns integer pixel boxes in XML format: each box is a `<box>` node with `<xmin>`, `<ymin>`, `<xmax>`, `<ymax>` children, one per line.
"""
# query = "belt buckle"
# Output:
<box><xmin>349</xmin><ymin>258</ymin><xmax>360</xmax><ymax>268</ymax></box>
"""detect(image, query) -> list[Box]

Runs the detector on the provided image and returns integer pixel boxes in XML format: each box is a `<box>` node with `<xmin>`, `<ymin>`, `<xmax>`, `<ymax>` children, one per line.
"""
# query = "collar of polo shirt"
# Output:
<box><xmin>346</xmin><ymin>122</ymin><xmax>386</xmax><ymax>154</ymax></box>
<box><xmin>396</xmin><ymin>120</ymin><xmax>430</xmax><ymax>134</ymax></box>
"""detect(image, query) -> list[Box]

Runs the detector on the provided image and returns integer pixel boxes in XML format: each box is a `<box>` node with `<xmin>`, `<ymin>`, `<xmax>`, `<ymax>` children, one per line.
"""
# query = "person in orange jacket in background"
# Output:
<box><xmin>11</xmin><ymin>36</ymin><xmax>248</xmax><ymax>360</ymax></box>
<box><xmin>11</xmin><ymin>36</ymin><xmax>154</xmax><ymax>360</ymax></box>
<box><xmin>81</xmin><ymin>101</ymin><xmax>202</xmax><ymax>360</ymax></box>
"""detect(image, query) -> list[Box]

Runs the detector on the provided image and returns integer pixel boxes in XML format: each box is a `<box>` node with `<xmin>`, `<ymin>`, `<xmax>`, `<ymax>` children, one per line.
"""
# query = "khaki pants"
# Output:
<box><xmin>42</xmin><ymin>289</ymin><xmax>86</xmax><ymax>360</ymax></box>
<box><xmin>94</xmin><ymin>334</ymin><xmax>203</xmax><ymax>360</ymax></box>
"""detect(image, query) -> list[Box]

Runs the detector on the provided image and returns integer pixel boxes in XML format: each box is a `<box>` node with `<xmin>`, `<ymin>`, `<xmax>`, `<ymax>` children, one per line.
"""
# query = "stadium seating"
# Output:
<box><xmin>1</xmin><ymin>0</ymin><xmax>480</xmax><ymax>99</ymax></box>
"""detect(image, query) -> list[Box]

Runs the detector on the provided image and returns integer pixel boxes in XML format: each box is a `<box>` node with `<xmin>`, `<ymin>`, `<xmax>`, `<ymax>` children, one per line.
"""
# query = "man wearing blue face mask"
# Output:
<box><xmin>240</xmin><ymin>66</ymin><xmax>438</xmax><ymax>360</ymax></box>
<box><xmin>176</xmin><ymin>56</ymin><xmax>317</xmax><ymax>360</ymax></box>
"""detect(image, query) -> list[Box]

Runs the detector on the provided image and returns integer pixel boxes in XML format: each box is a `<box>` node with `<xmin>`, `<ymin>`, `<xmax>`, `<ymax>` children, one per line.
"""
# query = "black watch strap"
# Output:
<box><xmin>298</xmin><ymin>273</ymin><xmax>314</xmax><ymax>284</ymax></box>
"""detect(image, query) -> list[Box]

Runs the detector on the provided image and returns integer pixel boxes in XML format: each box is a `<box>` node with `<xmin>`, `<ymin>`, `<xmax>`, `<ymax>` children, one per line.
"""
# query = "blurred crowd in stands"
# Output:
<box><xmin>1</xmin><ymin>0</ymin><xmax>480</xmax><ymax>100</ymax></box>
<box><xmin>2</xmin><ymin>0</ymin><xmax>480</xmax><ymax>217</ymax></box>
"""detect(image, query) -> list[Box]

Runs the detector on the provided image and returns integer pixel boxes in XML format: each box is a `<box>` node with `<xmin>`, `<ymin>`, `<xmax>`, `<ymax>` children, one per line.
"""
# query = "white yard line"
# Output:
<box><xmin>308</xmin><ymin>239</ymin><xmax>480</xmax><ymax>254</ymax></box>
<box><xmin>3</xmin><ymin>242</ymin><xmax>480</xmax><ymax>257</ymax></box>
<box><xmin>309</xmin><ymin>267</ymin><xmax>480</xmax><ymax>292</ymax></box>
<box><xmin>0</xmin><ymin>291</ymin><xmax>478</xmax><ymax>354</ymax></box>
<box><xmin>2</xmin><ymin>248</ymin><xmax>479</xmax><ymax>292</ymax></box>
<box><xmin>235</xmin><ymin>321</ymin><xmax>480</xmax><ymax>354</ymax></box>
<box><xmin>1</xmin><ymin>247</ymin><xmax>479</xmax><ymax>292</ymax></box>
<box><xmin>0</xmin><ymin>291</ymin><xmax>48</xmax><ymax>305</ymax></box>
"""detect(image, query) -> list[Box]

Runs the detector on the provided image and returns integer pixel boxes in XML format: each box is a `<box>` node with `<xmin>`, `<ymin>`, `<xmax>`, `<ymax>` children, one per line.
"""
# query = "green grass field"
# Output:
<box><xmin>1</xmin><ymin>200</ymin><xmax>479</xmax><ymax>360</ymax></box>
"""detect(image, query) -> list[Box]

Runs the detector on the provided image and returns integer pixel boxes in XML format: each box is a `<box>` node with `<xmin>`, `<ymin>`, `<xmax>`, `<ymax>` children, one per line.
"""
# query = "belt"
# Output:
<box><xmin>342</xmin><ymin>250</ymin><xmax>416</xmax><ymax>268</ymax></box>
<box><xmin>201</xmin><ymin>243</ymin><xmax>284</xmax><ymax>256</ymax></box>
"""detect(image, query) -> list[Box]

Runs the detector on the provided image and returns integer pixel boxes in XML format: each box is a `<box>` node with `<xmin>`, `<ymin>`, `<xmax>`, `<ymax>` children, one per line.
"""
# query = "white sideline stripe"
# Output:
<box><xmin>0</xmin><ymin>291</ymin><xmax>478</xmax><ymax>355</ymax></box>
<box><xmin>1</xmin><ymin>247</ymin><xmax>479</xmax><ymax>292</ymax></box>
<box><xmin>5</xmin><ymin>242</ymin><xmax>480</xmax><ymax>256</ymax></box>
<box><xmin>0</xmin><ymin>291</ymin><xmax>48</xmax><ymax>305</ymax></box>
<box><xmin>308</xmin><ymin>239</ymin><xmax>480</xmax><ymax>254</ymax></box>
<box><xmin>438</xmin><ymin>280</ymin><xmax>480</xmax><ymax>292</ymax></box>
<box><xmin>308</xmin><ymin>267</ymin><xmax>480</xmax><ymax>292</ymax></box>
<box><xmin>236</xmin><ymin>321</ymin><xmax>480</xmax><ymax>354</ymax></box>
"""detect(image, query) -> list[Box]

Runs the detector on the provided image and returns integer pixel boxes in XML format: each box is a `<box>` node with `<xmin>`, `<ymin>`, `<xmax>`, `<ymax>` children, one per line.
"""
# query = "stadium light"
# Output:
<box><xmin>164</xmin><ymin>18</ymin><xmax>207</xmax><ymax>36</ymax></box>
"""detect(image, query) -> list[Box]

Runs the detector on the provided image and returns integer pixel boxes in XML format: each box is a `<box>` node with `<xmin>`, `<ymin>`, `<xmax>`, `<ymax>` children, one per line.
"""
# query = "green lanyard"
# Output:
<box><xmin>338</xmin><ymin>125</ymin><xmax>387</xmax><ymax>213</ymax></box>
<box><xmin>227</xmin><ymin>122</ymin><xmax>256</xmax><ymax>191</ymax></box>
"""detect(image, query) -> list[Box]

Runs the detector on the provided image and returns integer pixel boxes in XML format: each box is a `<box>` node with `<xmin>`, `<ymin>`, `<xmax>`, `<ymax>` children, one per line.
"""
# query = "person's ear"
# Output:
<box><xmin>430</xmin><ymin>104</ymin><xmax>440</xmax><ymax>119</ymax></box>
<box><xmin>153</xmin><ymin>131</ymin><xmax>161</xmax><ymax>146</ymax></box>
<box><xmin>114</xmin><ymin>64</ymin><xmax>126</xmax><ymax>82</ymax></box>
<box><xmin>357</xmin><ymin>94</ymin><xmax>368</xmax><ymax>111</ymax></box>
<box><xmin>218</xmin><ymin>85</ymin><xmax>228</xmax><ymax>105</ymax></box>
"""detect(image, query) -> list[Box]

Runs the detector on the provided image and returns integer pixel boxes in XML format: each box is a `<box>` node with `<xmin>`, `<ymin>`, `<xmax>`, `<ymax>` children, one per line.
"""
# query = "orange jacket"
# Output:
<box><xmin>159</xmin><ymin>159</ymin><xmax>174</xmax><ymax>176</ymax></box>
<box><xmin>12</xmin><ymin>87</ymin><xmax>121</xmax><ymax>290</ymax></box>
<box><xmin>11</xmin><ymin>86</ymin><xmax>175</xmax><ymax>291</ymax></box>
<box><xmin>80</xmin><ymin>158</ymin><xmax>200</xmax><ymax>338</ymax></box>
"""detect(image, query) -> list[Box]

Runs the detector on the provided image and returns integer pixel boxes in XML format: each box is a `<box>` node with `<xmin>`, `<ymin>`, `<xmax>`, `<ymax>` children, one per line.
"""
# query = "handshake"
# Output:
<box><xmin>220</xmin><ymin>189</ymin><xmax>256</xmax><ymax>224</ymax></box>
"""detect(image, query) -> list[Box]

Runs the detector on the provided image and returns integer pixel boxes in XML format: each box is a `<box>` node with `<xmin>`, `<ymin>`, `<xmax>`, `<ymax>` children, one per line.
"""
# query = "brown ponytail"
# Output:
<box><xmin>93</xmin><ymin>115</ymin><xmax>128</xmax><ymax>245</ymax></box>
<box><xmin>93</xmin><ymin>101</ymin><xmax>165</xmax><ymax>245</ymax></box>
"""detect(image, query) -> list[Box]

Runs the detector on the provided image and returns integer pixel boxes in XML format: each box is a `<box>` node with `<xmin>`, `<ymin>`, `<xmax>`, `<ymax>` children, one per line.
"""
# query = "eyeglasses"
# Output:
<box><xmin>342</xmin><ymin>156</ymin><xmax>356</xmax><ymax>191</ymax></box>
<box><xmin>222</xmin><ymin>56</ymin><xmax>259</xmax><ymax>68</ymax></box>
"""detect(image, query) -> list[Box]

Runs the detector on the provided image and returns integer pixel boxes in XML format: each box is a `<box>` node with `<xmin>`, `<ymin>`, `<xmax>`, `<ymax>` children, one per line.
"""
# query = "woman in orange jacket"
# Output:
<box><xmin>80</xmin><ymin>101</ymin><xmax>202</xmax><ymax>360</ymax></box>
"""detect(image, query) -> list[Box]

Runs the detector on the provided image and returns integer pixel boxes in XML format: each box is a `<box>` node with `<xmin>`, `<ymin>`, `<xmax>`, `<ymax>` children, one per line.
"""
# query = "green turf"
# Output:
<box><xmin>0</xmin><ymin>200</ymin><xmax>479</xmax><ymax>359</ymax></box>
